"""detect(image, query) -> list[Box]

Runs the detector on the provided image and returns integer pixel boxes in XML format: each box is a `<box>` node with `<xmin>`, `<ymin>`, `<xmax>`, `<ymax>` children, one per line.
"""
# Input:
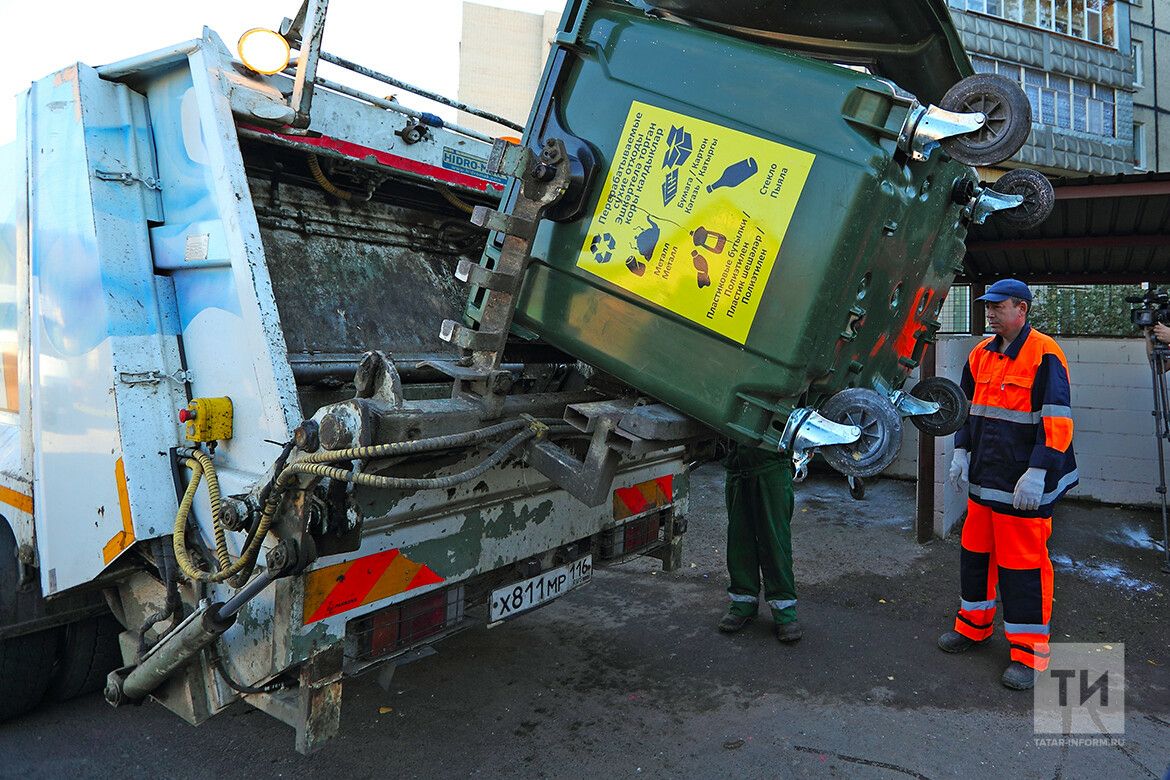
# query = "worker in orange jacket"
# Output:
<box><xmin>939</xmin><ymin>279</ymin><xmax>1077</xmax><ymax>691</ymax></box>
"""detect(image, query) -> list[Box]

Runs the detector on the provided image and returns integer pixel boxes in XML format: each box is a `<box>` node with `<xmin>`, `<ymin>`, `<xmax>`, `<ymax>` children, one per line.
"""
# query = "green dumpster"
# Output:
<box><xmin>457</xmin><ymin>0</ymin><xmax>1053</xmax><ymax>478</ymax></box>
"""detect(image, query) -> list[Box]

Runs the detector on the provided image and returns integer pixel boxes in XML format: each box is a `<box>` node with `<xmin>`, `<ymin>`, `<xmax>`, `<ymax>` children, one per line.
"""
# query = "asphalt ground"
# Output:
<box><xmin>1</xmin><ymin>464</ymin><xmax>1167</xmax><ymax>778</ymax></box>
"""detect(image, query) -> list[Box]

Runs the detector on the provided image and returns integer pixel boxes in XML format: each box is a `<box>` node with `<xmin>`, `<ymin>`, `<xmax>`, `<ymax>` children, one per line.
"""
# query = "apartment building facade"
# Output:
<box><xmin>1131</xmin><ymin>0</ymin><xmax>1170</xmax><ymax>170</ymax></box>
<box><xmin>946</xmin><ymin>0</ymin><xmax>1139</xmax><ymax>175</ymax></box>
<box><xmin>461</xmin><ymin>1</ymin><xmax>1168</xmax><ymax>175</ymax></box>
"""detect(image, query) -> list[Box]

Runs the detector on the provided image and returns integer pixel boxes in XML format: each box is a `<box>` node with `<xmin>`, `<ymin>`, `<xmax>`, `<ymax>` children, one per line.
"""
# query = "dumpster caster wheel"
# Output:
<box><xmin>847</xmin><ymin>476</ymin><xmax>865</xmax><ymax>501</ymax></box>
<box><xmin>988</xmin><ymin>169</ymin><xmax>1055</xmax><ymax>230</ymax></box>
<box><xmin>908</xmin><ymin>377</ymin><xmax>970</xmax><ymax>437</ymax></box>
<box><xmin>939</xmin><ymin>74</ymin><xmax>1032</xmax><ymax>166</ymax></box>
<box><xmin>817</xmin><ymin>388</ymin><xmax>903</xmax><ymax>479</ymax></box>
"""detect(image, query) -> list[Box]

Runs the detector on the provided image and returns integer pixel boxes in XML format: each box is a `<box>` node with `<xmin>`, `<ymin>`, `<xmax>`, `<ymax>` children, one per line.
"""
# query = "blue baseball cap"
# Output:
<box><xmin>977</xmin><ymin>278</ymin><xmax>1032</xmax><ymax>303</ymax></box>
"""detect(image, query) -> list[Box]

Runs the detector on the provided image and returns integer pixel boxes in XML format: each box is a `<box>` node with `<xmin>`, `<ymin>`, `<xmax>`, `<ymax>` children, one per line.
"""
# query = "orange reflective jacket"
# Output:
<box><xmin>955</xmin><ymin>325</ymin><xmax>1078</xmax><ymax>517</ymax></box>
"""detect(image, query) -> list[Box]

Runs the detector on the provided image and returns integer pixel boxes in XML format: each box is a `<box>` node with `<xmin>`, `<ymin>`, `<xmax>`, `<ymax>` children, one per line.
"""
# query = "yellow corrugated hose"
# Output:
<box><xmin>435</xmin><ymin>184</ymin><xmax>475</xmax><ymax>215</ymax></box>
<box><xmin>307</xmin><ymin>153</ymin><xmax>355</xmax><ymax>201</ymax></box>
<box><xmin>173</xmin><ymin>450</ymin><xmax>269</xmax><ymax>583</ymax></box>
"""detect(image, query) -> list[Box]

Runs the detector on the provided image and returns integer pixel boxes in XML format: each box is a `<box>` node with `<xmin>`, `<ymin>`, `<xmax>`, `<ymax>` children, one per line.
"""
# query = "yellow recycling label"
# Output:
<box><xmin>578</xmin><ymin>101</ymin><xmax>815</xmax><ymax>344</ymax></box>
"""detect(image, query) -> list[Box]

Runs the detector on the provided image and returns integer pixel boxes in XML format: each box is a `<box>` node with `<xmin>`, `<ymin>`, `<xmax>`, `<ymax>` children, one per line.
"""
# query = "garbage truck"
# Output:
<box><xmin>0</xmin><ymin>0</ymin><xmax>1050</xmax><ymax>753</ymax></box>
<box><xmin>0</xmin><ymin>1</ymin><xmax>703</xmax><ymax>751</ymax></box>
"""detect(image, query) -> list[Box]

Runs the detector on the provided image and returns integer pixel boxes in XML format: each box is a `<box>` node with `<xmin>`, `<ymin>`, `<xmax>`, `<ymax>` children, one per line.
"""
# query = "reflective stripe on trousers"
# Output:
<box><xmin>954</xmin><ymin>499</ymin><xmax>1054</xmax><ymax>670</ymax></box>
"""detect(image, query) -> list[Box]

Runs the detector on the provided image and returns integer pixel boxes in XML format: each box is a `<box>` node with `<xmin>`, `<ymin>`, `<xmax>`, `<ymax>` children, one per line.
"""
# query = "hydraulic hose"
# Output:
<box><xmin>288</xmin><ymin>427</ymin><xmax>537</xmax><ymax>490</ymax></box>
<box><xmin>173</xmin><ymin>450</ymin><xmax>272</xmax><ymax>584</ymax></box>
<box><xmin>302</xmin><ymin>418</ymin><xmax>533</xmax><ymax>465</ymax></box>
<box><xmin>435</xmin><ymin>184</ymin><xmax>476</xmax><ymax>215</ymax></box>
<box><xmin>175</xmin><ymin>420</ymin><xmax>551</xmax><ymax>584</ymax></box>
<box><xmin>307</xmin><ymin>153</ymin><xmax>371</xmax><ymax>202</ymax></box>
<box><xmin>138</xmin><ymin>537</ymin><xmax>181</xmax><ymax>658</ymax></box>
<box><xmin>208</xmin><ymin>641</ymin><xmax>289</xmax><ymax>695</ymax></box>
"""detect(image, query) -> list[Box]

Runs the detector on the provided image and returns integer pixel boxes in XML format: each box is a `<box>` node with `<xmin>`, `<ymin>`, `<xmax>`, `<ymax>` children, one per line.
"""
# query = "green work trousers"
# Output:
<box><xmin>725</xmin><ymin>443</ymin><xmax>797</xmax><ymax>624</ymax></box>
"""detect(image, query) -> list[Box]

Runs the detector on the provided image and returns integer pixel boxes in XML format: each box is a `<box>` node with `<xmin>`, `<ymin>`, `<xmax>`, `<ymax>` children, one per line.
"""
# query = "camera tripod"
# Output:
<box><xmin>1143</xmin><ymin>333</ymin><xmax>1170</xmax><ymax>573</ymax></box>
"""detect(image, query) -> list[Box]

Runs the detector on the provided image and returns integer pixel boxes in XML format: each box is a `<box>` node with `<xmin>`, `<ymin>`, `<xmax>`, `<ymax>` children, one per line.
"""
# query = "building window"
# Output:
<box><xmin>1132</xmin><ymin>40</ymin><xmax>1144</xmax><ymax>87</ymax></box>
<box><xmin>1134</xmin><ymin>123</ymin><xmax>1148</xmax><ymax>170</ymax></box>
<box><xmin>950</xmin><ymin>0</ymin><xmax>1117</xmax><ymax>47</ymax></box>
<box><xmin>971</xmin><ymin>55</ymin><xmax>1117</xmax><ymax>137</ymax></box>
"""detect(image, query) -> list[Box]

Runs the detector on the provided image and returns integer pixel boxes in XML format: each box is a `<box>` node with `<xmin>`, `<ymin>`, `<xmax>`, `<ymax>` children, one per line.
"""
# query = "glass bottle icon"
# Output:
<box><xmin>706</xmin><ymin>157</ymin><xmax>759</xmax><ymax>193</ymax></box>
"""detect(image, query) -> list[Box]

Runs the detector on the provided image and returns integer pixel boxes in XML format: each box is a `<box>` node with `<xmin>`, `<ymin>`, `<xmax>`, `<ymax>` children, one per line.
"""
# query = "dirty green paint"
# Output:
<box><xmin>395</xmin><ymin>497</ymin><xmax>557</xmax><ymax>579</ymax></box>
<box><xmin>402</xmin><ymin>507</ymin><xmax>486</xmax><ymax>578</ymax></box>
<box><xmin>484</xmin><ymin>498</ymin><xmax>556</xmax><ymax>541</ymax></box>
<box><xmin>236</xmin><ymin>601</ymin><xmax>267</xmax><ymax>634</ymax></box>
<box><xmin>673</xmin><ymin>468</ymin><xmax>690</xmax><ymax>505</ymax></box>
<box><xmin>288</xmin><ymin>620</ymin><xmax>342</xmax><ymax>666</ymax></box>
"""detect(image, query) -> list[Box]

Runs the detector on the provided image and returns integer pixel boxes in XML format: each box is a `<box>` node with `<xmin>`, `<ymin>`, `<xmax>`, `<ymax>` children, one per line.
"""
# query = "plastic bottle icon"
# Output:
<box><xmin>706</xmin><ymin>158</ymin><xmax>759</xmax><ymax>193</ymax></box>
<box><xmin>691</xmin><ymin>251</ymin><xmax>712</xmax><ymax>289</ymax></box>
<box><xmin>691</xmin><ymin>226</ymin><xmax>727</xmax><ymax>253</ymax></box>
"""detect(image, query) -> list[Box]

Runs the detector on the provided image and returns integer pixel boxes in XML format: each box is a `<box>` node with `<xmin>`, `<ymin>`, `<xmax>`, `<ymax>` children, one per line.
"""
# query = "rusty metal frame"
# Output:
<box><xmin>1052</xmin><ymin>178</ymin><xmax>1170</xmax><ymax>200</ymax></box>
<box><xmin>247</xmin><ymin>643</ymin><xmax>343</xmax><ymax>754</ymax></box>
<box><xmin>433</xmin><ymin>138</ymin><xmax>572</xmax><ymax>416</ymax></box>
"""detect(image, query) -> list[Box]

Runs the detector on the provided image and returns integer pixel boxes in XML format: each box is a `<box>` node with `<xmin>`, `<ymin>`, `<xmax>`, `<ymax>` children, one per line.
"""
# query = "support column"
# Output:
<box><xmin>915</xmin><ymin>343</ymin><xmax>937</xmax><ymax>543</ymax></box>
<box><xmin>970</xmin><ymin>283</ymin><xmax>986</xmax><ymax>336</ymax></box>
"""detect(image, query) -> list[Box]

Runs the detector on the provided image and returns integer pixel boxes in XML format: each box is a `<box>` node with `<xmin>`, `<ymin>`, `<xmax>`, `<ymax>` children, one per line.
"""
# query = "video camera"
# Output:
<box><xmin>1127</xmin><ymin>288</ymin><xmax>1170</xmax><ymax>328</ymax></box>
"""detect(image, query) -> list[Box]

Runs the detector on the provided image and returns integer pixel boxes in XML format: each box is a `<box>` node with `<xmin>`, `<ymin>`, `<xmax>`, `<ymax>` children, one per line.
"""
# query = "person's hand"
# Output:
<box><xmin>948</xmin><ymin>449</ymin><xmax>969</xmax><ymax>489</ymax></box>
<box><xmin>1154</xmin><ymin>322</ymin><xmax>1170</xmax><ymax>345</ymax></box>
<box><xmin>1013</xmin><ymin>468</ymin><xmax>1046</xmax><ymax>511</ymax></box>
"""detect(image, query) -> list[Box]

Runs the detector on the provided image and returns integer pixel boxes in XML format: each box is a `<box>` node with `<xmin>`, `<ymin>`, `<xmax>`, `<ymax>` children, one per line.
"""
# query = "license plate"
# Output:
<box><xmin>489</xmin><ymin>556</ymin><xmax>593</xmax><ymax>623</ymax></box>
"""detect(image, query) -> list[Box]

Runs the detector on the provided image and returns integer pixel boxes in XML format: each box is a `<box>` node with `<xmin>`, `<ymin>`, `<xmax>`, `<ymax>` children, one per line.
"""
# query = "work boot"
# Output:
<box><xmin>717</xmin><ymin>611</ymin><xmax>753</xmax><ymax>633</ymax></box>
<box><xmin>774</xmin><ymin>619</ymin><xmax>803</xmax><ymax>643</ymax></box>
<box><xmin>1001</xmin><ymin>661</ymin><xmax>1037</xmax><ymax>691</ymax></box>
<box><xmin>937</xmin><ymin>630</ymin><xmax>988</xmax><ymax>653</ymax></box>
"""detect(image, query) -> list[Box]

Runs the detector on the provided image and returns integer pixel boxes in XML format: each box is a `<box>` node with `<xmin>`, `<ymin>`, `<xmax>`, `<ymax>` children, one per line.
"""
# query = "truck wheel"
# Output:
<box><xmin>0</xmin><ymin>628</ymin><xmax>60</xmax><ymax>721</ymax></box>
<box><xmin>817</xmin><ymin>388</ymin><xmax>903</xmax><ymax>479</ymax></box>
<box><xmin>939</xmin><ymin>74</ymin><xmax>1032</xmax><ymax>167</ymax></box>
<box><xmin>989</xmin><ymin>168</ymin><xmax>1055</xmax><ymax>230</ymax></box>
<box><xmin>47</xmin><ymin>614</ymin><xmax>124</xmax><ymax>702</ymax></box>
<box><xmin>908</xmin><ymin>377</ymin><xmax>970</xmax><ymax>437</ymax></box>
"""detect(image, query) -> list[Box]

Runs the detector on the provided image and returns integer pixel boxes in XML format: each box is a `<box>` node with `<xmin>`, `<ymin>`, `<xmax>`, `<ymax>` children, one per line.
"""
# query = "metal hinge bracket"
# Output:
<box><xmin>117</xmin><ymin>369</ymin><xmax>193</xmax><ymax>386</ymax></box>
<box><xmin>95</xmin><ymin>169</ymin><xmax>162</xmax><ymax>190</ymax></box>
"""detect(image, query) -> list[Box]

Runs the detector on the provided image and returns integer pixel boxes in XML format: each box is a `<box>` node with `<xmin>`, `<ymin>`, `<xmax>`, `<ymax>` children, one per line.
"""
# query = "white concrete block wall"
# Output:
<box><xmin>457</xmin><ymin>5</ymin><xmax>560</xmax><ymax>136</ymax></box>
<box><xmin>885</xmin><ymin>335</ymin><xmax>1165</xmax><ymax>537</ymax></box>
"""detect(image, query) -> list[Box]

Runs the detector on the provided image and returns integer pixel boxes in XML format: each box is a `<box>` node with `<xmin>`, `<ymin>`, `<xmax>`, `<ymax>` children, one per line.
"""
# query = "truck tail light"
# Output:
<box><xmin>350</xmin><ymin>587</ymin><xmax>464</xmax><ymax>662</ymax></box>
<box><xmin>600</xmin><ymin>512</ymin><xmax>665</xmax><ymax>559</ymax></box>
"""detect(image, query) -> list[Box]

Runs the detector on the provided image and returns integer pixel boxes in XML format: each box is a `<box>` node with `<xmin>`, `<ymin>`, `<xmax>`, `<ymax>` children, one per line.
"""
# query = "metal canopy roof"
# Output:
<box><xmin>962</xmin><ymin>172</ymin><xmax>1170</xmax><ymax>285</ymax></box>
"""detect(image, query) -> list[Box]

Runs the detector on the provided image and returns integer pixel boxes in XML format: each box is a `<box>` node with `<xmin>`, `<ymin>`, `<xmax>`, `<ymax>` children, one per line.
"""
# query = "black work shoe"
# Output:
<box><xmin>774</xmin><ymin>620</ymin><xmax>803</xmax><ymax>643</ymax></box>
<box><xmin>937</xmin><ymin>630</ymin><xmax>989</xmax><ymax>653</ymax></box>
<box><xmin>717</xmin><ymin>612</ymin><xmax>753</xmax><ymax>633</ymax></box>
<box><xmin>1001</xmin><ymin>661</ymin><xmax>1037</xmax><ymax>690</ymax></box>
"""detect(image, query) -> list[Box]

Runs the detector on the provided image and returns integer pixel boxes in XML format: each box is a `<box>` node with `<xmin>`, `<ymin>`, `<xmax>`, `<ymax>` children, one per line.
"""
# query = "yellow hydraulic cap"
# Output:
<box><xmin>178</xmin><ymin>397</ymin><xmax>233</xmax><ymax>442</ymax></box>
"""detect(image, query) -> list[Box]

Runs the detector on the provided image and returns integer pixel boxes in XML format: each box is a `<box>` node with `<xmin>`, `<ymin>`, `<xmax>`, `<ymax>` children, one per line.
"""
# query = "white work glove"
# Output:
<box><xmin>1013</xmin><ymin>467</ymin><xmax>1046</xmax><ymax>511</ymax></box>
<box><xmin>948</xmin><ymin>448</ymin><xmax>969</xmax><ymax>490</ymax></box>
